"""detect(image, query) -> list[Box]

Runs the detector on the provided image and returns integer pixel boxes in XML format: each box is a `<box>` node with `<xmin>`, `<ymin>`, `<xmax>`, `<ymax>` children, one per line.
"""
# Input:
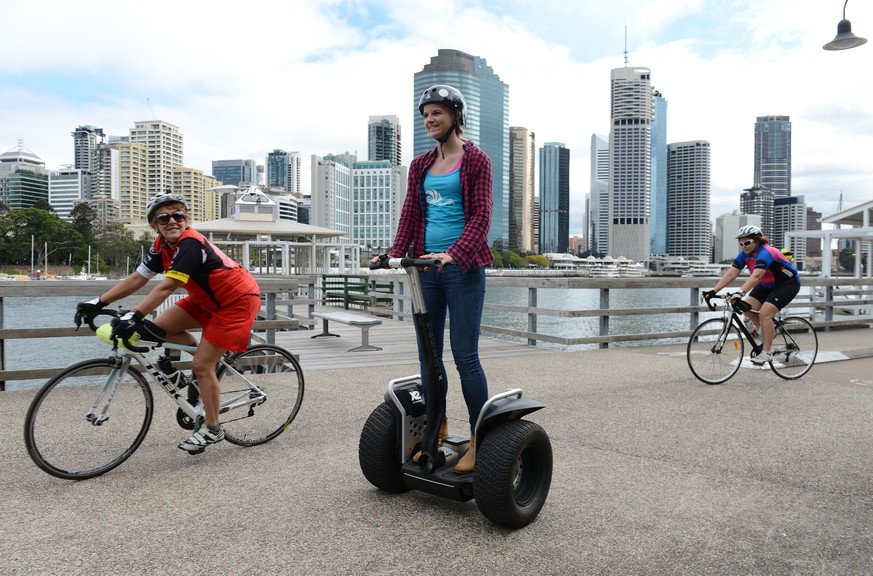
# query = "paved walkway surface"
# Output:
<box><xmin>1</xmin><ymin>327</ymin><xmax>872</xmax><ymax>575</ymax></box>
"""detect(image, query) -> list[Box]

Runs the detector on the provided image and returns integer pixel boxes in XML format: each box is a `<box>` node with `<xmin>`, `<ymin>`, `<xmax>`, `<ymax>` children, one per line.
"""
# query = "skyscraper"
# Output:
<box><xmin>650</xmin><ymin>90</ymin><xmax>668</xmax><ymax>255</ymax></box>
<box><xmin>588</xmin><ymin>134</ymin><xmax>610</xmax><ymax>255</ymax></box>
<box><xmin>128</xmin><ymin>120</ymin><xmax>184</xmax><ymax>197</ymax></box>
<box><xmin>266</xmin><ymin>150</ymin><xmax>301</xmax><ymax>195</ymax></box>
<box><xmin>117</xmin><ymin>141</ymin><xmax>148</xmax><ymax>223</ymax></box>
<box><xmin>72</xmin><ymin>125</ymin><xmax>105</xmax><ymax>174</ymax></box>
<box><xmin>368</xmin><ymin>116</ymin><xmax>401</xmax><ymax>166</ymax></box>
<box><xmin>539</xmin><ymin>142</ymin><xmax>570</xmax><ymax>254</ymax></box>
<box><xmin>351</xmin><ymin>160</ymin><xmax>406</xmax><ymax>254</ymax></box>
<box><xmin>508</xmin><ymin>127</ymin><xmax>535</xmax><ymax>253</ymax></box>
<box><xmin>414</xmin><ymin>49</ymin><xmax>509</xmax><ymax>247</ymax></box>
<box><xmin>311</xmin><ymin>153</ymin><xmax>354</xmax><ymax>241</ymax></box>
<box><xmin>714</xmin><ymin>211</ymin><xmax>762</xmax><ymax>263</ymax></box>
<box><xmin>608</xmin><ymin>66</ymin><xmax>652</xmax><ymax>261</ymax></box>
<box><xmin>754</xmin><ymin>115</ymin><xmax>791</xmax><ymax>198</ymax></box>
<box><xmin>774</xmin><ymin>195</ymin><xmax>806</xmax><ymax>268</ymax></box>
<box><xmin>740</xmin><ymin>185</ymin><xmax>774</xmax><ymax>238</ymax></box>
<box><xmin>212</xmin><ymin>159</ymin><xmax>257</xmax><ymax>188</ymax></box>
<box><xmin>666</xmin><ymin>141</ymin><xmax>711</xmax><ymax>262</ymax></box>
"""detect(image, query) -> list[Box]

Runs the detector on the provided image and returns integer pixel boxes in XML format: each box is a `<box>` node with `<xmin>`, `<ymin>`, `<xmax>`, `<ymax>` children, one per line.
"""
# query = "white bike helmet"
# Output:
<box><xmin>146</xmin><ymin>192</ymin><xmax>188</xmax><ymax>223</ymax></box>
<box><xmin>418</xmin><ymin>85</ymin><xmax>466</xmax><ymax>126</ymax></box>
<box><xmin>736</xmin><ymin>225</ymin><xmax>762</xmax><ymax>239</ymax></box>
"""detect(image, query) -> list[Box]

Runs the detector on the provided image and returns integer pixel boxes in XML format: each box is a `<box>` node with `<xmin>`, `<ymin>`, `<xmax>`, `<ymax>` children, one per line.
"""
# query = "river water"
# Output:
<box><xmin>481</xmin><ymin>285</ymin><xmax>702</xmax><ymax>352</ymax></box>
<box><xmin>4</xmin><ymin>287</ymin><xmax>710</xmax><ymax>390</ymax></box>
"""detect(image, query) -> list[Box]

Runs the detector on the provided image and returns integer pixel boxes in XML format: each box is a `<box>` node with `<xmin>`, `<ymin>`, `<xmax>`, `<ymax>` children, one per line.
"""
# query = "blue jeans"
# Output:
<box><xmin>414</xmin><ymin>264</ymin><xmax>488</xmax><ymax>433</ymax></box>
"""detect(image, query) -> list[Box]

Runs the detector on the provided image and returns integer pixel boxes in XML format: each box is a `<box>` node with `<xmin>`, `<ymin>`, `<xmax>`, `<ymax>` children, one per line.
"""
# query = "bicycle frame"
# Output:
<box><xmin>87</xmin><ymin>341</ymin><xmax>265</xmax><ymax>429</ymax></box>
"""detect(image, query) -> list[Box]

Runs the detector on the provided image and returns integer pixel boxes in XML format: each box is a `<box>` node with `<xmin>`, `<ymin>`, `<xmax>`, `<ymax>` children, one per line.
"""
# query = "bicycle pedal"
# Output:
<box><xmin>185</xmin><ymin>448</ymin><xmax>206</xmax><ymax>456</ymax></box>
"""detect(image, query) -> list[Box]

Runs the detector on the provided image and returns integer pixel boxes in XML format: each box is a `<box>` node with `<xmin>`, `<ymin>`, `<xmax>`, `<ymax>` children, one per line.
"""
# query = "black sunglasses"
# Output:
<box><xmin>738</xmin><ymin>239</ymin><xmax>755</xmax><ymax>247</ymax></box>
<box><xmin>155</xmin><ymin>210</ymin><xmax>187</xmax><ymax>225</ymax></box>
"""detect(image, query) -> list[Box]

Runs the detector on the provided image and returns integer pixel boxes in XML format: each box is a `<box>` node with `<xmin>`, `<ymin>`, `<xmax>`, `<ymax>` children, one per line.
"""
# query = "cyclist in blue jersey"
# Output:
<box><xmin>704</xmin><ymin>225</ymin><xmax>801</xmax><ymax>365</ymax></box>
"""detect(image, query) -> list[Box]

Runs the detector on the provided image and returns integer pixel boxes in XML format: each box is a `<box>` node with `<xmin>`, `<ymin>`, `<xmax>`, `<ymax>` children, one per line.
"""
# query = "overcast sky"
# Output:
<box><xmin>2</xmin><ymin>0</ymin><xmax>871</xmax><ymax>236</ymax></box>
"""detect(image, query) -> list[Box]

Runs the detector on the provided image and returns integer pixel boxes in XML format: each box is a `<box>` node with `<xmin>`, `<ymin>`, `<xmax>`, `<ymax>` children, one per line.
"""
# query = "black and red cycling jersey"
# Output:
<box><xmin>137</xmin><ymin>227</ymin><xmax>260</xmax><ymax>310</ymax></box>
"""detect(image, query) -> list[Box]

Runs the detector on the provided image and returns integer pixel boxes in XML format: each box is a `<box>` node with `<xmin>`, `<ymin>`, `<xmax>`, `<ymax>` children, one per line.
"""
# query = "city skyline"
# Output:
<box><xmin>2</xmin><ymin>0</ymin><xmax>871</xmax><ymax>236</ymax></box>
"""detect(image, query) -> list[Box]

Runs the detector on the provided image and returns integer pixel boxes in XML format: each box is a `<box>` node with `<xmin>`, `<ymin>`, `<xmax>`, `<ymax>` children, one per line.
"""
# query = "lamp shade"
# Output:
<box><xmin>823</xmin><ymin>18</ymin><xmax>868</xmax><ymax>50</ymax></box>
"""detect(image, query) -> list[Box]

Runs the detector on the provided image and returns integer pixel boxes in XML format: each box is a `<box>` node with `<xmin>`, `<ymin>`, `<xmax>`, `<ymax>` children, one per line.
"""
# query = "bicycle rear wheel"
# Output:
<box><xmin>769</xmin><ymin>316</ymin><xmax>818</xmax><ymax>380</ymax></box>
<box><xmin>24</xmin><ymin>359</ymin><xmax>153</xmax><ymax>480</ymax></box>
<box><xmin>687</xmin><ymin>318</ymin><xmax>744</xmax><ymax>384</ymax></box>
<box><xmin>217</xmin><ymin>344</ymin><xmax>304</xmax><ymax>446</ymax></box>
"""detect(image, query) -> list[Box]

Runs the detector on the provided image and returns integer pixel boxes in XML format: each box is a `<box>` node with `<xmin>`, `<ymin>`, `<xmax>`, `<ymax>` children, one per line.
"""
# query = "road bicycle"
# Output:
<box><xmin>24</xmin><ymin>309</ymin><xmax>304</xmax><ymax>480</ymax></box>
<box><xmin>686</xmin><ymin>293</ymin><xmax>818</xmax><ymax>384</ymax></box>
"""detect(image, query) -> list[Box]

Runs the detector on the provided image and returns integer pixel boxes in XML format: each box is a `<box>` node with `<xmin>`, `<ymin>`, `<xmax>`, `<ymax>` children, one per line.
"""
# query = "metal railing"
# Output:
<box><xmin>325</xmin><ymin>272</ymin><xmax>873</xmax><ymax>348</ymax></box>
<box><xmin>3</xmin><ymin>273</ymin><xmax>871</xmax><ymax>387</ymax></box>
<box><xmin>0</xmin><ymin>277</ymin><xmax>317</xmax><ymax>389</ymax></box>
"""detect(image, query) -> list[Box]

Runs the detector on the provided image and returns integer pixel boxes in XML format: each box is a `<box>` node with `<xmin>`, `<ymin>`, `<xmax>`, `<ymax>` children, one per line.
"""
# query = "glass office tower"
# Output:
<box><xmin>414</xmin><ymin>49</ymin><xmax>509</xmax><ymax>247</ymax></box>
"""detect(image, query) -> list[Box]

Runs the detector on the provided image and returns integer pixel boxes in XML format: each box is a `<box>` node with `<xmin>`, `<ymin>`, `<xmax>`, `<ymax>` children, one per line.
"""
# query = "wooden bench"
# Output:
<box><xmin>311</xmin><ymin>311</ymin><xmax>383</xmax><ymax>352</ymax></box>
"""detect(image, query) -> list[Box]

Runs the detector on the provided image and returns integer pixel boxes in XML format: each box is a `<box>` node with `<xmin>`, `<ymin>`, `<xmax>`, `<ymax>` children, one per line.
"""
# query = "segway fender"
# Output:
<box><xmin>476</xmin><ymin>397</ymin><xmax>545</xmax><ymax>439</ymax></box>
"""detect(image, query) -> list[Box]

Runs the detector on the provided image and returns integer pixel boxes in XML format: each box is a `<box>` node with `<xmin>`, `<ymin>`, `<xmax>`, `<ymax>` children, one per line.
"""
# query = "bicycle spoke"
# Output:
<box><xmin>769</xmin><ymin>316</ymin><xmax>818</xmax><ymax>380</ymax></box>
<box><xmin>217</xmin><ymin>345</ymin><xmax>304</xmax><ymax>446</ymax></box>
<box><xmin>687</xmin><ymin>318</ymin><xmax>744</xmax><ymax>384</ymax></box>
<box><xmin>24</xmin><ymin>360</ymin><xmax>153</xmax><ymax>480</ymax></box>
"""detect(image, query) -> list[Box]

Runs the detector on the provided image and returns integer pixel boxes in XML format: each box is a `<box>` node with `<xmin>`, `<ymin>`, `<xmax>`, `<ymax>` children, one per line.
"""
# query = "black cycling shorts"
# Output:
<box><xmin>748</xmin><ymin>282</ymin><xmax>800</xmax><ymax>310</ymax></box>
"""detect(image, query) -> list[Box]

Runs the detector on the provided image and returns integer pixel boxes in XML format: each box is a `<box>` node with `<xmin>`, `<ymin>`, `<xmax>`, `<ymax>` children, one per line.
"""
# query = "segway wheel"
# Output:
<box><xmin>474</xmin><ymin>420</ymin><xmax>552</xmax><ymax>528</ymax></box>
<box><xmin>358</xmin><ymin>402</ymin><xmax>410</xmax><ymax>493</ymax></box>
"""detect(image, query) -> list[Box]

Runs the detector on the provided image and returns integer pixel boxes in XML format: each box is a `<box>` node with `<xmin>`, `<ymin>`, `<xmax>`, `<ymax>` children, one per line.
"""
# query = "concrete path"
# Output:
<box><xmin>1</xmin><ymin>327</ymin><xmax>871</xmax><ymax>575</ymax></box>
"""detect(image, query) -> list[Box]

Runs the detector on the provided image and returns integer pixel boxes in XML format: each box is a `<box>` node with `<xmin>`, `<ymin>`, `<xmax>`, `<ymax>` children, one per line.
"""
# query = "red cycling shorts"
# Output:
<box><xmin>176</xmin><ymin>295</ymin><xmax>260</xmax><ymax>352</ymax></box>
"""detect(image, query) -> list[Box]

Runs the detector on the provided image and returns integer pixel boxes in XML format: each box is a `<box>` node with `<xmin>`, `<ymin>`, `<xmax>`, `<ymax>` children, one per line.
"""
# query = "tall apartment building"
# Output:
<box><xmin>266</xmin><ymin>150</ymin><xmax>301</xmax><ymax>194</ymax></box>
<box><xmin>666</xmin><ymin>141</ymin><xmax>711</xmax><ymax>262</ymax></box>
<box><xmin>774</xmin><ymin>195</ymin><xmax>807</xmax><ymax>268</ymax></box>
<box><xmin>508</xmin><ymin>127</ymin><xmax>535</xmax><ymax>253</ymax></box>
<box><xmin>73</xmin><ymin>126</ymin><xmax>119</xmax><ymax>226</ymax></box>
<box><xmin>650</xmin><ymin>90</ymin><xmax>668</xmax><ymax>255</ymax></box>
<box><xmin>118</xmin><ymin>142</ymin><xmax>148</xmax><ymax>223</ymax></box>
<box><xmin>539</xmin><ymin>142</ymin><xmax>570</xmax><ymax>254</ymax></box>
<box><xmin>212</xmin><ymin>159</ymin><xmax>257</xmax><ymax>188</ymax></box>
<box><xmin>608</xmin><ymin>66</ymin><xmax>653</xmax><ymax>262</ymax></box>
<box><xmin>351</xmin><ymin>160</ymin><xmax>406</xmax><ymax>253</ymax></box>
<box><xmin>740</xmin><ymin>185</ymin><xmax>774</xmax><ymax>238</ymax></box>
<box><xmin>714</xmin><ymin>211</ymin><xmax>762</xmax><ymax>263</ymax></box>
<box><xmin>311</xmin><ymin>153</ymin><xmax>354</xmax><ymax>241</ymax></box>
<box><xmin>128</xmin><ymin>120</ymin><xmax>183</xmax><ymax>197</ymax></box>
<box><xmin>368</xmin><ymin>116</ymin><xmax>402</xmax><ymax>166</ymax></box>
<box><xmin>172</xmin><ymin>167</ymin><xmax>216</xmax><ymax>222</ymax></box>
<box><xmin>754</xmin><ymin>115</ymin><xmax>791</xmax><ymax>198</ymax></box>
<box><xmin>414</xmin><ymin>49</ymin><xmax>509</xmax><ymax>247</ymax></box>
<box><xmin>588</xmin><ymin>133</ymin><xmax>610</xmax><ymax>255</ymax></box>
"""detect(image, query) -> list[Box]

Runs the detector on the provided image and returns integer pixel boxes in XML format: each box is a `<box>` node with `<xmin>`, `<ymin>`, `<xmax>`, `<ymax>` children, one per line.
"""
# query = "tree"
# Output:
<box><xmin>0</xmin><ymin>208</ymin><xmax>86</xmax><ymax>267</ymax></box>
<box><xmin>93</xmin><ymin>223</ymin><xmax>142</xmax><ymax>268</ymax></box>
<box><xmin>525</xmin><ymin>254</ymin><xmax>550</xmax><ymax>268</ymax></box>
<box><xmin>839</xmin><ymin>247</ymin><xmax>855</xmax><ymax>273</ymax></box>
<box><xmin>70</xmin><ymin>203</ymin><xmax>99</xmax><ymax>246</ymax></box>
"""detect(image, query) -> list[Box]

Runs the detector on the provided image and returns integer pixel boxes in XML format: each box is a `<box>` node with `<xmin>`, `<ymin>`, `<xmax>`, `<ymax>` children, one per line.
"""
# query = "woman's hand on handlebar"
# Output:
<box><xmin>421</xmin><ymin>251</ymin><xmax>453</xmax><ymax>268</ymax></box>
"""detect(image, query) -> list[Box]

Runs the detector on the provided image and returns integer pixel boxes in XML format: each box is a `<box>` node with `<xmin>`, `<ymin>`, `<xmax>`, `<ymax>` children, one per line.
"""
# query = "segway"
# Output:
<box><xmin>358</xmin><ymin>256</ymin><xmax>552</xmax><ymax>528</ymax></box>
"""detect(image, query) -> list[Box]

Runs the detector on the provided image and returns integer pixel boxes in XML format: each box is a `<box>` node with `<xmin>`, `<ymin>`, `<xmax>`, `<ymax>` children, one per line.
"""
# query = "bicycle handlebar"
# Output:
<box><xmin>79</xmin><ymin>308</ymin><xmax>155</xmax><ymax>353</ymax></box>
<box><xmin>369</xmin><ymin>255</ymin><xmax>441</xmax><ymax>270</ymax></box>
<box><xmin>703</xmin><ymin>293</ymin><xmax>751</xmax><ymax>313</ymax></box>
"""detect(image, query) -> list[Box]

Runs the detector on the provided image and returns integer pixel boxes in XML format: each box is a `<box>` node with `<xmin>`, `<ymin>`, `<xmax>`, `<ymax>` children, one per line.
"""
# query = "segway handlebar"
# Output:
<box><xmin>369</xmin><ymin>255</ymin><xmax>441</xmax><ymax>270</ymax></box>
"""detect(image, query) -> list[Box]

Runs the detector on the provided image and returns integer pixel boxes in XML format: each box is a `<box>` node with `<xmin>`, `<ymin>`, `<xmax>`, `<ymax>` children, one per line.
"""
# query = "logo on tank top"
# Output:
<box><xmin>425</xmin><ymin>189</ymin><xmax>456</xmax><ymax>207</ymax></box>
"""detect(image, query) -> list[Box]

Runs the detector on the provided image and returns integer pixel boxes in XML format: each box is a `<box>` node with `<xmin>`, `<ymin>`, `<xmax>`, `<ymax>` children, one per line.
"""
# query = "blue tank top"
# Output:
<box><xmin>424</xmin><ymin>166</ymin><xmax>464</xmax><ymax>252</ymax></box>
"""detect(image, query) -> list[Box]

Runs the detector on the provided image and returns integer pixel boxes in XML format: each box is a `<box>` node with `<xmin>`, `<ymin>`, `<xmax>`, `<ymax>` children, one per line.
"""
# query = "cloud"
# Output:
<box><xmin>1</xmin><ymin>0</ymin><xmax>871</xmax><ymax>237</ymax></box>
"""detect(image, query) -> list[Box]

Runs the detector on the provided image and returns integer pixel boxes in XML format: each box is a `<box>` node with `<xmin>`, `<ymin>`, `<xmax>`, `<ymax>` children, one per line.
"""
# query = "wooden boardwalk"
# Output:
<box><xmin>270</xmin><ymin>308</ymin><xmax>551</xmax><ymax>371</ymax></box>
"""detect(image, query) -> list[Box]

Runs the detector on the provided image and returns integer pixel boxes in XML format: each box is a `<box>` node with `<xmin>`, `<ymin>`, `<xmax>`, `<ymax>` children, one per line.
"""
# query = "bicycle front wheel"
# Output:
<box><xmin>217</xmin><ymin>344</ymin><xmax>304</xmax><ymax>446</ymax></box>
<box><xmin>687</xmin><ymin>318</ymin><xmax>744</xmax><ymax>384</ymax></box>
<box><xmin>770</xmin><ymin>316</ymin><xmax>818</xmax><ymax>380</ymax></box>
<box><xmin>24</xmin><ymin>359</ymin><xmax>153</xmax><ymax>480</ymax></box>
